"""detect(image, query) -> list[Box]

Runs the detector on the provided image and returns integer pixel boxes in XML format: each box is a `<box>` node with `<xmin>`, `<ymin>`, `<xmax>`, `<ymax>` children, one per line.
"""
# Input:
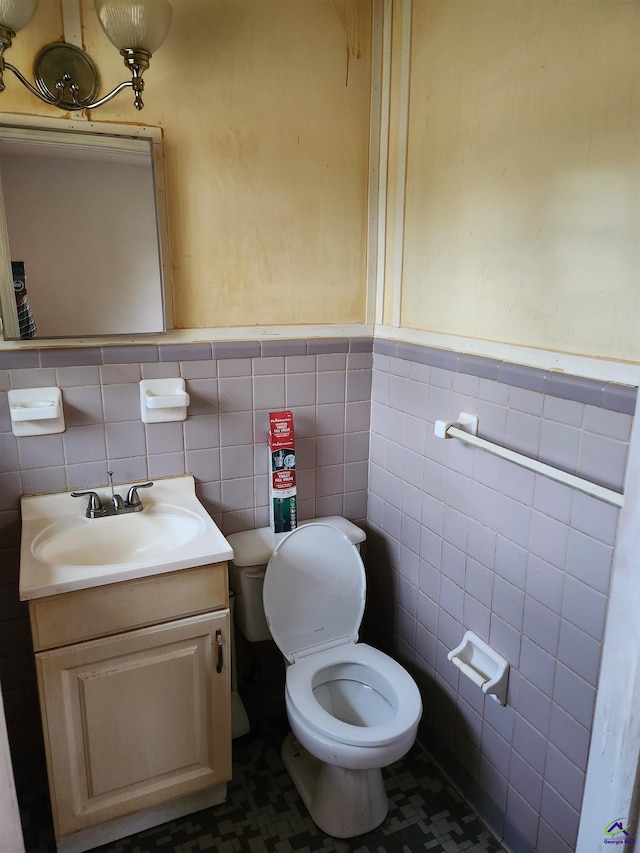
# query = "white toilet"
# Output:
<box><xmin>262</xmin><ymin>522</ymin><xmax>423</xmax><ymax>839</ymax></box>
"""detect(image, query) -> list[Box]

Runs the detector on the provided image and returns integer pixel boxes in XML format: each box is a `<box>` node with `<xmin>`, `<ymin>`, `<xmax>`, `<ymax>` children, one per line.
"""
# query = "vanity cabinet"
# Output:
<box><xmin>28</xmin><ymin>562</ymin><xmax>231</xmax><ymax>851</ymax></box>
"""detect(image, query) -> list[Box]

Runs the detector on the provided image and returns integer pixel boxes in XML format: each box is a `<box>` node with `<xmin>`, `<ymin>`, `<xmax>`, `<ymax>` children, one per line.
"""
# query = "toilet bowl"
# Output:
<box><xmin>263</xmin><ymin>523</ymin><xmax>422</xmax><ymax>838</ymax></box>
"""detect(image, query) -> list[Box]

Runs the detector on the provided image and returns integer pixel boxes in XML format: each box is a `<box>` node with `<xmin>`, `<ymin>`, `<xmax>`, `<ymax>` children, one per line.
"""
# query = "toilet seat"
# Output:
<box><xmin>263</xmin><ymin>524</ymin><xmax>422</xmax><ymax>749</ymax></box>
<box><xmin>263</xmin><ymin>523</ymin><xmax>366</xmax><ymax>662</ymax></box>
<box><xmin>285</xmin><ymin>643</ymin><xmax>423</xmax><ymax>747</ymax></box>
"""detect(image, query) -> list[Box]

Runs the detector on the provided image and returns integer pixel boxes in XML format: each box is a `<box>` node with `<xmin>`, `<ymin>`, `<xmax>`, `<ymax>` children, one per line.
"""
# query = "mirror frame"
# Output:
<box><xmin>0</xmin><ymin>114</ymin><xmax>173</xmax><ymax>345</ymax></box>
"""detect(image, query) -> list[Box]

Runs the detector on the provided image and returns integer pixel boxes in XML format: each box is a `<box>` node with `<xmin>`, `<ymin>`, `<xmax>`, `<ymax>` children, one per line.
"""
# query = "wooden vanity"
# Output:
<box><xmin>28</xmin><ymin>561</ymin><xmax>231</xmax><ymax>853</ymax></box>
<box><xmin>19</xmin><ymin>475</ymin><xmax>235</xmax><ymax>852</ymax></box>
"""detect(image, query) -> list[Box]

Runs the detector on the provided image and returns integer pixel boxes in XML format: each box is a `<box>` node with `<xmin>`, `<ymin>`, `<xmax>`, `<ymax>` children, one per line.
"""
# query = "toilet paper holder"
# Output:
<box><xmin>448</xmin><ymin>631</ymin><xmax>509</xmax><ymax>705</ymax></box>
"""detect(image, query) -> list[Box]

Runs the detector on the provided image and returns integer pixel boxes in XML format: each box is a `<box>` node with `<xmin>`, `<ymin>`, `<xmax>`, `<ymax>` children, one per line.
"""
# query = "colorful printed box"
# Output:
<box><xmin>268</xmin><ymin>410</ymin><xmax>297</xmax><ymax>533</ymax></box>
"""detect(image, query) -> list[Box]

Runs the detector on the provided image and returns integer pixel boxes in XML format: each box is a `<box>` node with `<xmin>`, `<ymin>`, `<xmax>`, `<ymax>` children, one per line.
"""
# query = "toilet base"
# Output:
<box><xmin>281</xmin><ymin>732</ymin><xmax>388</xmax><ymax>838</ymax></box>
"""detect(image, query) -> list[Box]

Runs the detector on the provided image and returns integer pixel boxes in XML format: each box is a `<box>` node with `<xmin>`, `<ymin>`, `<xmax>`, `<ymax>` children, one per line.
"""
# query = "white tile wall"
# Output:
<box><xmin>0</xmin><ymin>336</ymin><xmax>635</xmax><ymax>853</ymax></box>
<box><xmin>0</xmin><ymin>339</ymin><xmax>372</xmax><ymax>782</ymax></box>
<box><xmin>366</xmin><ymin>347</ymin><xmax>635</xmax><ymax>853</ymax></box>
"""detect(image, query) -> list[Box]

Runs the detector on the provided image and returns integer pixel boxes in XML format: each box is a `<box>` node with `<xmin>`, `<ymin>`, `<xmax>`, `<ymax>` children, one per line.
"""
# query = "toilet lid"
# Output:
<box><xmin>262</xmin><ymin>523</ymin><xmax>366</xmax><ymax>663</ymax></box>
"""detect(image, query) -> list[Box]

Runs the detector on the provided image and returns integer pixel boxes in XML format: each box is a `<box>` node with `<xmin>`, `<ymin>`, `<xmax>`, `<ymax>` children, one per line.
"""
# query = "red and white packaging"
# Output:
<box><xmin>268</xmin><ymin>411</ymin><xmax>297</xmax><ymax>533</ymax></box>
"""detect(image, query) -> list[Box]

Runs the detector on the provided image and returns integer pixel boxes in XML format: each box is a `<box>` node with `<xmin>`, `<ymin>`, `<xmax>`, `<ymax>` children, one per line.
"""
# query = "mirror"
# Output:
<box><xmin>0</xmin><ymin>118</ymin><xmax>171</xmax><ymax>341</ymax></box>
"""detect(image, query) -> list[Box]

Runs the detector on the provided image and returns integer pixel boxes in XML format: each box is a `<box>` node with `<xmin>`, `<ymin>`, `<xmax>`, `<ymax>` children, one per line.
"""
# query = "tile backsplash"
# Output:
<box><xmin>0</xmin><ymin>338</ymin><xmax>373</xmax><ymax>530</ymax></box>
<box><xmin>0</xmin><ymin>334</ymin><xmax>636</xmax><ymax>853</ymax></box>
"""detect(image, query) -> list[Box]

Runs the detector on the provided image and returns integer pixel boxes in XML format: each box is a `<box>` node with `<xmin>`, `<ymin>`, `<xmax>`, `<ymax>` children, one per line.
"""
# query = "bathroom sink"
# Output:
<box><xmin>31</xmin><ymin>504</ymin><xmax>206</xmax><ymax>568</ymax></box>
<box><xmin>19</xmin><ymin>475</ymin><xmax>234</xmax><ymax>600</ymax></box>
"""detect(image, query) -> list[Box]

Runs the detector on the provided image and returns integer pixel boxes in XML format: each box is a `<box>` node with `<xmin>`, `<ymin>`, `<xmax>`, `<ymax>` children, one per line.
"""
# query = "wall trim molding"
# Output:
<box><xmin>0</xmin><ymin>324</ymin><xmax>375</xmax><ymax>352</ymax></box>
<box><xmin>375</xmin><ymin>324</ymin><xmax>640</xmax><ymax>387</ymax></box>
<box><xmin>1</xmin><ymin>321</ymin><xmax>638</xmax><ymax>388</ymax></box>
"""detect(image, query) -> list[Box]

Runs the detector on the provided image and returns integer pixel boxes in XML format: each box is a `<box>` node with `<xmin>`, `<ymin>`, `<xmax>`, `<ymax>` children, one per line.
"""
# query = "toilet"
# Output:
<box><xmin>262</xmin><ymin>522</ymin><xmax>423</xmax><ymax>839</ymax></box>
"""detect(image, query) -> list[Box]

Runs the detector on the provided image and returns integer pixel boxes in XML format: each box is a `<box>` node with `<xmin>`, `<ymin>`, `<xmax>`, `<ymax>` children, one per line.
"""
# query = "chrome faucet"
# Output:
<box><xmin>72</xmin><ymin>472</ymin><xmax>153</xmax><ymax>519</ymax></box>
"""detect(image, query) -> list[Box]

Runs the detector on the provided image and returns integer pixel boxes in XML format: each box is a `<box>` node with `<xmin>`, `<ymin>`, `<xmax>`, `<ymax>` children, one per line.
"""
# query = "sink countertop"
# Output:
<box><xmin>19</xmin><ymin>475</ymin><xmax>234</xmax><ymax>601</ymax></box>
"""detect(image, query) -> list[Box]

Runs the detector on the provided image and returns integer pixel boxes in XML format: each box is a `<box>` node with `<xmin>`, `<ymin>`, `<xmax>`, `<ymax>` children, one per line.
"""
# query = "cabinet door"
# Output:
<box><xmin>36</xmin><ymin>611</ymin><xmax>231</xmax><ymax>838</ymax></box>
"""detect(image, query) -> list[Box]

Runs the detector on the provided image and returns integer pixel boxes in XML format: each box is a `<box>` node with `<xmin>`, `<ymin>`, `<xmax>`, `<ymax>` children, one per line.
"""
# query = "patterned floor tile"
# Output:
<box><xmin>19</xmin><ymin>713</ymin><xmax>505</xmax><ymax>853</ymax></box>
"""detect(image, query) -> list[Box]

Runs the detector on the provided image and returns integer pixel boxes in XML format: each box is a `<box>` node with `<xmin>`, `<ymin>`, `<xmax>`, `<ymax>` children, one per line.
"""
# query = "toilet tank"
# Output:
<box><xmin>227</xmin><ymin>517</ymin><xmax>366</xmax><ymax>643</ymax></box>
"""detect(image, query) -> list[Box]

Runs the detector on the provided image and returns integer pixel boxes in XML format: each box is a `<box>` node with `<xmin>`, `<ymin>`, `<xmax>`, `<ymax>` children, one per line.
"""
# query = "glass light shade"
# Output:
<box><xmin>94</xmin><ymin>0</ymin><xmax>172</xmax><ymax>54</ymax></box>
<box><xmin>0</xmin><ymin>0</ymin><xmax>38</xmax><ymax>34</ymax></box>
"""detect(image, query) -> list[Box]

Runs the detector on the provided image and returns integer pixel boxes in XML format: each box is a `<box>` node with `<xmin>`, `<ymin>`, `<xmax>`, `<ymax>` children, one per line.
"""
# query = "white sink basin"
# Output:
<box><xmin>19</xmin><ymin>475</ymin><xmax>233</xmax><ymax>600</ymax></box>
<box><xmin>31</xmin><ymin>504</ymin><xmax>206</xmax><ymax>567</ymax></box>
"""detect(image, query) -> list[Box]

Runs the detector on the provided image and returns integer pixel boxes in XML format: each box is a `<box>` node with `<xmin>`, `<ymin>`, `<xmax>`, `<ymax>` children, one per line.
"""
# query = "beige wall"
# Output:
<box><xmin>396</xmin><ymin>0</ymin><xmax>639</xmax><ymax>362</ymax></box>
<box><xmin>0</xmin><ymin>0</ymin><xmax>638</xmax><ymax>365</ymax></box>
<box><xmin>0</xmin><ymin>0</ymin><xmax>372</xmax><ymax>330</ymax></box>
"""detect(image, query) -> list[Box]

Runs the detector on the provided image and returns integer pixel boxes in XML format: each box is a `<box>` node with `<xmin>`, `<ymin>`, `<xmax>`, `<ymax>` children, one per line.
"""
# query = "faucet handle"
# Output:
<box><xmin>71</xmin><ymin>490</ymin><xmax>102</xmax><ymax>513</ymax></box>
<box><xmin>126</xmin><ymin>481</ymin><xmax>154</xmax><ymax>507</ymax></box>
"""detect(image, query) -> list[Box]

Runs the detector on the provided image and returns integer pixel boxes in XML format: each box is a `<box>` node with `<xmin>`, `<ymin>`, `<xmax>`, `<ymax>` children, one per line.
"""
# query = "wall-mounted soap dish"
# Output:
<box><xmin>448</xmin><ymin>631</ymin><xmax>510</xmax><ymax>705</ymax></box>
<box><xmin>8</xmin><ymin>387</ymin><xmax>65</xmax><ymax>436</ymax></box>
<box><xmin>140</xmin><ymin>378</ymin><xmax>190</xmax><ymax>423</ymax></box>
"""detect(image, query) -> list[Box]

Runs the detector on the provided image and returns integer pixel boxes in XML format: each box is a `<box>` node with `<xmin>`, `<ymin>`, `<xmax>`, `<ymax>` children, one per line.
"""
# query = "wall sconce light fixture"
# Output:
<box><xmin>0</xmin><ymin>0</ymin><xmax>172</xmax><ymax>112</ymax></box>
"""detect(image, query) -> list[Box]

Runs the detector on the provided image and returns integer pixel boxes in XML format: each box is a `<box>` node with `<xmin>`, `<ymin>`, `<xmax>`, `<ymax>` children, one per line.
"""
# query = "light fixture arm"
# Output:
<box><xmin>2</xmin><ymin>59</ymin><xmax>67</xmax><ymax>102</ymax></box>
<box><xmin>58</xmin><ymin>76</ymin><xmax>135</xmax><ymax>112</ymax></box>
<box><xmin>5</xmin><ymin>58</ymin><xmax>141</xmax><ymax>113</ymax></box>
